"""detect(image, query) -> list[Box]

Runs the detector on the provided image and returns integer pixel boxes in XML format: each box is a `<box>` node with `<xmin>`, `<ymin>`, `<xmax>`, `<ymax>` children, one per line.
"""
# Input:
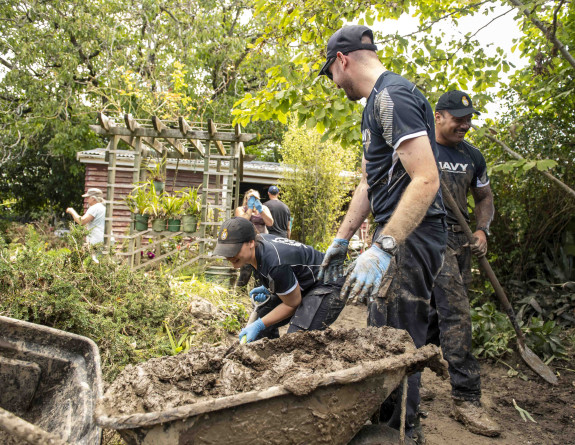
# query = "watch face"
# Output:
<box><xmin>379</xmin><ymin>236</ymin><xmax>396</xmax><ymax>250</ymax></box>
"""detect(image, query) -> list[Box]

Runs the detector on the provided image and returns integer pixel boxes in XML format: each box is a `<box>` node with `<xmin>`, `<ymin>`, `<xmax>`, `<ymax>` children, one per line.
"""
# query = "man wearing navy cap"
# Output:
<box><xmin>427</xmin><ymin>90</ymin><xmax>499</xmax><ymax>436</ymax></box>
<box><xmin>265</xmin><ymin>185</ymin><xmax>291</xmax><ymax>238</ymax></box>
<box><xmin>318</xmin><ymin>25</ymin><xmax>447</xmax><ymax>442</ymax></box>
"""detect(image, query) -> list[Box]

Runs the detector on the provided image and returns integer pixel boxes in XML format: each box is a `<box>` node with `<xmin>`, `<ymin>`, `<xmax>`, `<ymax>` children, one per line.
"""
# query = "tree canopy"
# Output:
<box><xmin>1</xmin><ymin>0</ymin><xmax>574</xmax><ymax>220</ymax></box>
<box><xmin>233</xmin><ymin>0</ymin><xmax>574</xmax><ymax>150</ymax></box>
<box><xmin>0</xmin><ymin>0</ymin><xmax>289</xmax><ymax>214</ymax></box>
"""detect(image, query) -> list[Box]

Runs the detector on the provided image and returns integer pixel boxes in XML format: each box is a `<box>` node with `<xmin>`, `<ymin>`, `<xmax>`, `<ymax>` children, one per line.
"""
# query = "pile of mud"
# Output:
<box><xmin>100</xmin><ymin>326</ymin><xmax>415</xmax><ymax>416</ymax></box>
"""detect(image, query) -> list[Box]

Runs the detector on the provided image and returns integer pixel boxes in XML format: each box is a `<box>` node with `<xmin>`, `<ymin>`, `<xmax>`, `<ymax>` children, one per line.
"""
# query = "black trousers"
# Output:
<box><xmin>427</xmin><ymin>231</ymin><xmax>481</xmax><ymax>401</ymax></box>
<box><xmin>254</xmin><ymin>277</ymin><xmax>346</xmax><ymax>339</ymax></box>
<box><xmin>368</xmin><ymin>220</ymin><xmax>447</xmax><ymax>435</ymax></box>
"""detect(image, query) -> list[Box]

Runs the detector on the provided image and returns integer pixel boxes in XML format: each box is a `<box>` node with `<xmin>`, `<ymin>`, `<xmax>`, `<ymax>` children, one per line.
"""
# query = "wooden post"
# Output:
<box><xmin>214</xmin><ymin>158</ymin><xmax>222</xmax><ymax>235</ymax></box>
<box><xmin>127</xmin><ymin>136</ymin><xmax>143</xmax><ymax>268</ymax></box>
<box><xmin>229</xmin><ymin>125</ymin><xmax>240</xmax><ymax>215</ymax></box>
<box><xmin>104</xmin><ymin>135</ymin><xmax>119</xmax><ymax>249</ymax></box>
<box><xmin>199</xmin><ymin>140</ymin><xmax>211</xmax><ymax>258</ymax></box>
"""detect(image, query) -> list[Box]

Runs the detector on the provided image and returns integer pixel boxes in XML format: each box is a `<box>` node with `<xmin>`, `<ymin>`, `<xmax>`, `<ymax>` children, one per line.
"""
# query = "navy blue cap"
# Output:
<box><xmin>213</xmin><ymin>217</ymin><xmax>257</xmax><ymax>257</ymax></box>
<box><xmin>319</xmin><ymin>25</ymin><xmax>378</xmax><ymax>77</ymax></box>
<box><xmin>436</xmin><ymin>90</ymin><xmax>480</xmax><ymax>117</ymax></box>
<box><xmin>268</xmin><ymin>185</ymin><xmax>279</xmax><ymax>195</ymax></box>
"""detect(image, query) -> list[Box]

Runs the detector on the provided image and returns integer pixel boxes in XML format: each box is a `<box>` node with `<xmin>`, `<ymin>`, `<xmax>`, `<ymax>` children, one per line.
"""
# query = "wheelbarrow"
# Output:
<box><xmin>0</xmin><ymin>315</ymin><xmax>103</xmax><ymax>445</ymax></box>
<box><xmin>96</xmin><ymin>328</ymin><xmax>444</xmax><ymax>445</ymax></box>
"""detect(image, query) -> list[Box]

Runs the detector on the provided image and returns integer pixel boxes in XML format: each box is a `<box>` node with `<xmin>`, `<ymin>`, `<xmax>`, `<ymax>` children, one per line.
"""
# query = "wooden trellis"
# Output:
<box><xmin>90</xmin><ymin>112</ymin><xmax>257</xmax><ymax>272</ymax></box>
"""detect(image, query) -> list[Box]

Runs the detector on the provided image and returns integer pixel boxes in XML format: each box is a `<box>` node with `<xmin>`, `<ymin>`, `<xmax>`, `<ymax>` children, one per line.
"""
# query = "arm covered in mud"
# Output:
<box><xmin>469</xmin><ymin>184</ymin><xmax>494</xmax><ymax>257</ymax></box>
<box><xmin>342</xmin><ymin>136</ymin><xmax>439</xmax><ymax>302</ymax></box>
<box><xmin>379</xmin><ymin>135</ymin><xmax>440</xmax><ymax>243</ymax></box>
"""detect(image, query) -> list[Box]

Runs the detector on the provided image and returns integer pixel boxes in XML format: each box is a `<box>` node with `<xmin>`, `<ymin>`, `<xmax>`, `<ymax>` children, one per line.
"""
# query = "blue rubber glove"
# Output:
<box><xmin>341</xmin><ymin>245</ymin><xmax>392</xmax><ymax>303</ymax></box>
<box><xmin>247</xmin><ymin>196</ymin><xmax>256</xmax><ymax>209</ymax></box>
<box><xmin>318</xmin><ymin>238</ymin><xmax>349</xmax><ymax>283</ymax></box>
<box><xmin>249</xmin><ymin>285</ymin><xmax>270</xmax><ymax>303</ymax></box>
<box><xmin>239</xmin><ymin>318</ymin><xmax>266</xmax><ymax>343</ymax></box>
<box><xmin>254</xmin><ymin>199</ymin><xmax>263</xmax><ymax>212</ymax></box>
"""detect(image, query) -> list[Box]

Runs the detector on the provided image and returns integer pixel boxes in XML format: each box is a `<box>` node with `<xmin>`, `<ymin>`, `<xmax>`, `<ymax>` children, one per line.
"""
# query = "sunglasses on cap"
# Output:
<box><xmin>324</xmin><ymin>57</ymin><xmax>336</xmax><ymax>80</ymax></box>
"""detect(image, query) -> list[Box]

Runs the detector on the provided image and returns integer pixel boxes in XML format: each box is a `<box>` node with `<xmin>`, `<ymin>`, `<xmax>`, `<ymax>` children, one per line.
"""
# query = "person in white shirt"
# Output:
<box><xmin>66</xmin><ymin>188</ymin><xmax>106</xmax><ymax>245</ymax></box>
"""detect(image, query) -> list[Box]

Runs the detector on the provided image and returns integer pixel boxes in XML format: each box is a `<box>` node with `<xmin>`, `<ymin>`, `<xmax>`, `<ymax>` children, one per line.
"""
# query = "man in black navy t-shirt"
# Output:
<box><xmin>213</xmin><ymin>217</ymin><xmax>345</xmax><ymax>342</ymax></box>
<box><xmin>427</xmin><ymin>90</ymin><xmax>499</xmax><ymax>437</ymax></box>
<box><xmin>318</xmin><ymin>25</ymin><xmax>447</xmax><ymax>442</ymax></box>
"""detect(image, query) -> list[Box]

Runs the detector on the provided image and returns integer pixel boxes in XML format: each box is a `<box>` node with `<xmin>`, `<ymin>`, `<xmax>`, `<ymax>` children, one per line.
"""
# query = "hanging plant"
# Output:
<box><xmin>179</xmin><ymin>187</ymin><xmax>202</xmax><ymax>216</ymax></box>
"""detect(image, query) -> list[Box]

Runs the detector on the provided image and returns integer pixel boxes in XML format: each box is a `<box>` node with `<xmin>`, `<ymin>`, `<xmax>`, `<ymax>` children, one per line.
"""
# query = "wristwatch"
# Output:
<box><xmin>375</xmin><ymin>235</ymin><xmax>398</xmax><ymax>256</ymax></box>
<box><xmin>477</xmin><ymin>226</ymin><xmax>491</xmax><ymax>238</ymax></box>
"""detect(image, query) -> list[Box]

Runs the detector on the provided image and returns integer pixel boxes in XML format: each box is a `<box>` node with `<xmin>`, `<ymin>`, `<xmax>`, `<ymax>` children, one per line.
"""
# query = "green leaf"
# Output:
<box><xmin>522</xmin><ymin>161</ymin><xmax>536</xmax><ymax>171</ymax></box>
<box><xmin>535</xmin><ymin>159</ymin><xmax>558</xmax><ymax>171</ymax></box>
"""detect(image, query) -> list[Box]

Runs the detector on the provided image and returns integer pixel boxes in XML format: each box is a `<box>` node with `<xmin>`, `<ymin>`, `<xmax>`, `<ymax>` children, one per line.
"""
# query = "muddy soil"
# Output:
<box><xmin>100</xmin><ymin>326</ymin><xmax>417</xmax><ymax>417</ymax></box>
<box><xmin>332</xmin><ymin>303</ymin><xmax>575</xmax><ymax>445</ymax></box>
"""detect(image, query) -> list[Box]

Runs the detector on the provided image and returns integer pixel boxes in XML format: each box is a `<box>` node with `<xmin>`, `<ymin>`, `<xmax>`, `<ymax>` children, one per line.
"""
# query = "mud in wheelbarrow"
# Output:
<box><xmin>0</xmin><ymin>315</ymin><xmax>103</xmax><ymax>444</ymax></box>
<box><xmin>96</xmin><ymin>327</ymin><xmax>443</xmax><ymax>445</ymax></box>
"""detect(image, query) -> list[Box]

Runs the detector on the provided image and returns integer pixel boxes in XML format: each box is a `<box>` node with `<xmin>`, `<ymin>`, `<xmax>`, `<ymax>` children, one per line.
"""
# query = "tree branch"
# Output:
<box><xmin>507</xmin><ymin>0</ymin><xmax>575</xmax><ymax>69</ymax></box>
<box><xmin>551</xmin><ymin>0</ymin><xmax>565</xmax><ymax>42</ymax></box>
<box><xmin>473</xmin><ymin>124</ymin><xmax>575</xmax><ymax>200</ymax></box>
<box><xmin>0</xmin><ymin>56</ymin><xmax>13</xmax><ymax>70</ymax></box>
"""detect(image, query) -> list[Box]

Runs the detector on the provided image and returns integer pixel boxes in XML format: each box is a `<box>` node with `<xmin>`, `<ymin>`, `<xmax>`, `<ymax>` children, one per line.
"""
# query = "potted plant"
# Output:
<box><xmin>163</xmin><ymin>194</ymin><xmax>184</xmax><ymax>232</ymax></box>
<box><xmin>179</xmin><ymin>187</ymin><xmax>201</xmax><ymax>233</ymax></box>
<box><xmin>125</xmin><ymin>184</ymin><xmax>151</xmax><ymax>231</ymax></box>
<box><xmin>147</xmin><ymin>184</ymin><xmax>166</xmax><ymax>232</ymax></box>
<box><xmin>147</xmin><ymin>159</ymin><xmax>166</xmax><ymax>193</ymax></box>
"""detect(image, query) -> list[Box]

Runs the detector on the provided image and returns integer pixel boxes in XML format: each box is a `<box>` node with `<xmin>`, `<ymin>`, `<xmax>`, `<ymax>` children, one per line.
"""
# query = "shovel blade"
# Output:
<box><xmin>518</xmin><ymin>343</ymin><xmax>558</xmax><ymax>385</ymax></box>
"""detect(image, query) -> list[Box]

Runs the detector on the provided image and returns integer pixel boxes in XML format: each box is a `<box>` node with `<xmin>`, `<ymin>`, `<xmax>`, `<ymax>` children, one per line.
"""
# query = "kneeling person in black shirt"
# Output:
<box><xmin>213</xmin><ymin>217</ymin><xmax>345</xmax><ymax>343</ymax></box>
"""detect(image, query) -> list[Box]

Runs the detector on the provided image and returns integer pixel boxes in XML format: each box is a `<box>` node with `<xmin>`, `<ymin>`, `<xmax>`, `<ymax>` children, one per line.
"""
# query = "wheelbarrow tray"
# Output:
<box><xmin>0</xmin><ymin>315</ymin><xmax>103</xmax><ymax>444</ymax></box>
<box><xmin>96</xmin><ymin>343</ymin><xmax>440</xmax><ymax>445</ymax></box>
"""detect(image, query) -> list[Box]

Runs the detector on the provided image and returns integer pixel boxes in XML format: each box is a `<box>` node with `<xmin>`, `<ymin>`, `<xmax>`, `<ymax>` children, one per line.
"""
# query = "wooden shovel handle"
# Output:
<box><xmin>440</xmin><ymin>181</ymin><xmax>527</xmax><ymax>346</ymax></box>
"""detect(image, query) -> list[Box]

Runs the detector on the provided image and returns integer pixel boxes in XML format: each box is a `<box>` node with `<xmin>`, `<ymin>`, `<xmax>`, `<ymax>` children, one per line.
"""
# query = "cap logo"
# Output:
<box><xmin>220</xmin><ymin>229</ymin><xmax>228</xmax><ymax>240</ymax></box>
<box><xmin>462</xmin><ymin>96</ymin><xmax>469</xmax><ymax>106</ymax></box>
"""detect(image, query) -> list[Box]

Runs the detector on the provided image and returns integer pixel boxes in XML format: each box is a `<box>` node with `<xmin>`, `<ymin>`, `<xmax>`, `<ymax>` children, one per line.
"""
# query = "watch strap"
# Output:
<box><xmin>477</xmin><ymin>226</ymin><xmax>490</xmax><ymax>237</ymax></box>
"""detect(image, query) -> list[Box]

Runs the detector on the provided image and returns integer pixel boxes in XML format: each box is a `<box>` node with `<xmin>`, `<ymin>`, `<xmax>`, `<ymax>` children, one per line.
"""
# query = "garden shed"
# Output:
<box><xmin>76</xmin><ymin>150</ymin><xmax>282</xmax><ymax>235</ymax></box>
<box><xmin>84</xmin><ymin>113</ymin><xmax>260</xmax><ymax>272</ymax></box>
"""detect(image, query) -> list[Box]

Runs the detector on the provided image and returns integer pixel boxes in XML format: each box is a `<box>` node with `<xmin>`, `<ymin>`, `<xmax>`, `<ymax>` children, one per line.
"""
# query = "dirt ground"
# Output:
<box><xmin>100</xmin><ymin>302</ymin><xmax>575</xmax><ymax>444</ymax></box>
<box><xmin>331</xmin><ymin>303</ymin><xmax>575</xmax><ymax>445</ymax></box>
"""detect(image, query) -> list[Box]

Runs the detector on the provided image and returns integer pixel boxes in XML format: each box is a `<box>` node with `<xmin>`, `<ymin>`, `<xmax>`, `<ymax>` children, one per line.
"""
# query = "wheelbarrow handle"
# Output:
<box><xmin>439</xmin><ymin>181</ymin><xmax>527</xmax><ymax>346</ymax></box>
<box><xmin>0</xmin><ymin>406</ymin><xmax>69</xmax><ymax>445</ymax></box>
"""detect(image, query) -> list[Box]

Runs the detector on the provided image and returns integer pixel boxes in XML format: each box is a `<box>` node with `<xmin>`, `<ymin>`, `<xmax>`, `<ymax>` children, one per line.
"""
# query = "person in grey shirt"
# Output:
<box><xmin>265</xmin><ymin>185</ymin><xmax>291</xmax><ymax>238</ymax></box>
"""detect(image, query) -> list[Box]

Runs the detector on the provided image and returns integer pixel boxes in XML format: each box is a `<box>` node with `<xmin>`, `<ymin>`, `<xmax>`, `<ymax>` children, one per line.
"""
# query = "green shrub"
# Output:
<box><xmin>471</xmin><ymin>301</ymin><xmax>567</xmax><ymax>362</ymax></box>
<box><xmin>471</xmin><ymin>302</ymin><xmax>514</xmax><ymax>359</ymax></box>
<box><xmin>0</xmin><ymin>224</ymin><xmax>247</xmax><ymax>381</ymax></box>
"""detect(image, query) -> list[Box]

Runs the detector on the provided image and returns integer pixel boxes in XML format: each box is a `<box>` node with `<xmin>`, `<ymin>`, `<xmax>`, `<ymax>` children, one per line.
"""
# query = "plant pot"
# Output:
<box><xmin>134</xmin><ymin>214</ymin><xmax>149</xmax><ymax>231</ymax></box>
<box><xmin>153</xmin><ymin>180</ymin><xmax>164</xmax><ymax>194</ymax></box>
<box><xmin>152</xmin><ymin>218</ymin><xmax>166</xmax><ymax>232</ymax></box>
<box><xmin>182</xmin><ymin>215</ymin><xmax>198</xmax><ymax>233</ymax></box>
<box><xmin>167</xmin><ymin>218</ymin><xmax>181</xmax><ymax>232</ymax></box>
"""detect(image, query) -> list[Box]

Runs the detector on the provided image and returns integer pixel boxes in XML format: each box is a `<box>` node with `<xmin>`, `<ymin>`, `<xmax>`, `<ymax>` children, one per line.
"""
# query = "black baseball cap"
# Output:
<box><xmin>319</xmin><ymin>25</ymin><xmax>378</xmax><ymax>77</ymax></box>
<box><xmin>213</xmin><ymin>217</ymin><xmax>257</xmax><ymax>257</ymax></box>
<box><xmin>435</xmin><ymin>90</ymin><xmax>480</xmax><ymax>117</ymax></box>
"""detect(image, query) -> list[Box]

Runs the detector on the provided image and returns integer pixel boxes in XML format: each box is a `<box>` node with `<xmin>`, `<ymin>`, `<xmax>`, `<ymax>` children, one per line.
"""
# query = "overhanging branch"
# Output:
<box><xmin>507</xmin><ymin>0</ymin><xmax>575</xmax><ymax>69</ymax></box>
